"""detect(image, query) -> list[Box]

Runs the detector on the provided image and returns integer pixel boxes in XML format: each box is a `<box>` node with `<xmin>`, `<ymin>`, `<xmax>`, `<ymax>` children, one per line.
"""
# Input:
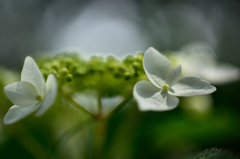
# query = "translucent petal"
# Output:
<box><xmin>72</xmin><ymin>90</ymin><xmax>98</xmax><ymax>114</ymax></box>
<box><xmin>169</xmin><ymin>76</ymin><xmax>216</xmax><ymax>97</ymax></box>
<box><xmin>143</xmin><ymin>47</ymin><xmax>173</xmax><ymax>88</ymax></box>
<box><xmin>133</xmin><ymin>80</ymin><xmax>179</xmax><ymax>111</ymax></box>
<box><xmin>35</xmin><ymin>74</ymin><xmax>57</xmax><ymax>116</ymax></box>
<box><xmin>4</xmin><ymin>81</ymin><xmax>39</xmax><ymax>107</ymax></box>
<box><xmin>166</xmin><ymin>65</ymin><xmax>182</xmax><ymax>87</ymax></box>
<box><xmin>21</xmin><ymin>56</ymin><xmax>45</xmax><ymax>96</ymax></box>
<box><xmin>4</xmin><ymin>103</ymin><xmax>41</xmax><ymax>125</ymax></box>
<box><xmin>72</xmin><ymin>91</ymin><xmax>124</xmax><ymax>115</ymax></box>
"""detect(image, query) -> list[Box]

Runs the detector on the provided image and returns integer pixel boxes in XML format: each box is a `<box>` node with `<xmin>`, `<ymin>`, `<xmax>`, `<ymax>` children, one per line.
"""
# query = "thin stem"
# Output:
<box><xmin>93</xmin><ymin>90</ymin><xmax>105</xmax><ymax>159</ymax></box>
<box><xmin>97</xmin><ymin>91</ymin><xmax>103</xmax><ymax>118</ymax></box>
<box><xmin>92</xmin><ymin>93</ymin><xmax>133</xmax><ymax>158</ymax></box>
<box><xmin>65</xmin><ymin>95</ymin><xmax>95</xmax><ymax>118</ymax></box>
<box><xmin>94</xmin><ymin>119</ymin><xmax>106</xmax><ymax>159</ymax></box>
<box><xmin>105</xmin><ymin>93</ymin><xmax>133</xmax><ymax>120</ymax></box>
<box><xmin>48</xmin><ymin>118</ymin><xmax>94</xmax><ymax>159</ymax></box>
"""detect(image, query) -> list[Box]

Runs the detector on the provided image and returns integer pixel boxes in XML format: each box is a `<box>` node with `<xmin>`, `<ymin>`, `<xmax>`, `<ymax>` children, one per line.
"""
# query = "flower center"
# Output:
<box><xmin>162</xmin><ymin>84</ymin><xmax>169</xmax><ymax>92</ymax></box>
<box><xmin>35</xmin><ymin>95</ymin><xmax>43</xmax><ymax>102</ymax></box>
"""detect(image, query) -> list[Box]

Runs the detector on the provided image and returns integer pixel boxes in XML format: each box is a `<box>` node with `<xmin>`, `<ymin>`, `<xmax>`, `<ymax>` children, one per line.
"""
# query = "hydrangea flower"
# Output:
<box><xmin>4</xmin><ymin>56</ymin><xmax>57</xmax><ymax>124</ymax></box>
<box><xmin>133</xmin><ymin>47</ymin><xmax>216</xmax><ymax>111</ymax></box>
<box><xmin>175</xmin><ymin>42</ymin><xmax>240</xmax><ymax>85</ymax></box>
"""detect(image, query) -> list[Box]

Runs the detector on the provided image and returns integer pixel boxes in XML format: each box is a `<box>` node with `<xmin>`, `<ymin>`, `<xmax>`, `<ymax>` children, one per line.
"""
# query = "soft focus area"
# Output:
<box><xmin>0</xmin><ymin>0</ymin><xmax>240</xmax><ymax>159</ymax></box>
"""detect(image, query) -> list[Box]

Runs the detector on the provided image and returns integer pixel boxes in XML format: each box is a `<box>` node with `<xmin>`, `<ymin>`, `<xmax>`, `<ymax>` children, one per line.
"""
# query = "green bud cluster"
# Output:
<box><xmin>38</xmin><ymin>53</ymin><xmax>147</xmax><ymax>97</ymax></box>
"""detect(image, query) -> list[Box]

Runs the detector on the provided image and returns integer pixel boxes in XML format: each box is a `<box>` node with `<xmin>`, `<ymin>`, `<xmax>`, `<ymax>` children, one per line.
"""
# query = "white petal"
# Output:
<box><xmin>72</xmin><ymin>91</ymin><xmax>124</xmax><ymax>115</ymax></box>
<box><xmin>143</xmin><ymin>47</ymin><xmax>173</xmax><ymax>88</ymax></box>
<box><xmin>133</xmin><ymin>80</ymin><xmax>179</xmax><ymax>111</ymax></box>
<box><xmin>4</xmin><ymin>103</ymin><xmax>41</xmax><ymax>125</ymax></box>
<box><xmin>175</xmin><ymin>42</ymin><xmax>240</xmax><ymax>85</ymax></box>
<box><xmin>72</xmin><ymin>90</ymin><xmax>98</xmax><ymax>114</ymax></box>
<box><xmin>35</xmin><ymin>74</ymin><xmax>57</xmax><ymax>116</ymax></box>
<box><xmin>4</xmin><ymin>81</ymin><xmax>39</xmax><ymax>107</ymax></box>
<box><xmin>166</xmin><ymin>65</ymin><xmax>182</xmax><ymax>87</ymax></box>
<box><xmin>198</xmin><ymin>64</ymin><xmax>240</xmax><ymax>85</ymax></box>
<box><xmin>21</xmin><ymin>56</ymin><xmax>45</xmax><ymax>96</ymax></box>
<box><xmin>102</xmin><ymin>96</ymin><xmax>124</xmax><ymax>115</ymax></box>
<box><xmin>169</xmin><ymin>76</ymin><xmax>216</xmax><ymax>97</ymax></box>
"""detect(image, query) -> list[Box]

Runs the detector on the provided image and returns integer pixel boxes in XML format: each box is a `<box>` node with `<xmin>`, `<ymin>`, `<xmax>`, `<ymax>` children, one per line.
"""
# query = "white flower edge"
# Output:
<box><xmin>4</xmin><ymin>56</ymin><xmax>57</xmax><ymax>125</ymax></box>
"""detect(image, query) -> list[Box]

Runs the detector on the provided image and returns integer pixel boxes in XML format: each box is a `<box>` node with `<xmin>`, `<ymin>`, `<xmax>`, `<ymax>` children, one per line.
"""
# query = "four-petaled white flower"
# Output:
<box><xmin>4</xmin><ymin>56</ymin><xmax>57</xmax><ymax>124</ymax></box>
<box><xmin>133</xmin><ymin>47</ymin><xmax>216</xmax><ymax>111</ymax></box>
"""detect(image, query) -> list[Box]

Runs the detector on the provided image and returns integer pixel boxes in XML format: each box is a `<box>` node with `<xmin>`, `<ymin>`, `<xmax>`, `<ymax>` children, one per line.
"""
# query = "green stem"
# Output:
<box><xmin>93</xmin><ymin>91</ymin><xmax>105</xmax><ymax>159</ymax></box>
<box><xmin>105</xmin><ymin>93</ymin><xmax>133</xmax><ymax>120</ymax></box>
<box><xmin>65</xmin><ymin>95</ymin><xmax>95</xmax><ymax>118</ymax></box>
<box><xmin>93</xmin><ymin>92</ymin><xmax>133</xmax><ymax>158</ymax></box>
<box><xmin>94</xmin><ymin>118</ymin><xmax>106</xmax><ymax>159</ymax></box>
<box><xmin>97</xmin><ymin>91</ymin><xmax>103</xmax><ymax>118</ymax></box>
<box><xmin>48</xmin><ymin>118</ymin><xmax>94</xmax><ymax>159</ymax></box>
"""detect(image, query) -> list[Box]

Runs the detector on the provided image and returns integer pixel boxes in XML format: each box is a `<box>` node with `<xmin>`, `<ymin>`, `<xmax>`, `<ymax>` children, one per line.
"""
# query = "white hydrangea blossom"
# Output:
<box><xmin>4</xmin><ymin>56</ymin><xmax>57</xmax><ymax>124</ymax></box>
<box><xmin>175</xmin><ymin>42</ymin><xmax>240</xmax><ymax>85</ymax></box>
<box><xmin>133</xmin><ymin>47</ymin><xmax>216</xmax><ymax>111</ymax></box>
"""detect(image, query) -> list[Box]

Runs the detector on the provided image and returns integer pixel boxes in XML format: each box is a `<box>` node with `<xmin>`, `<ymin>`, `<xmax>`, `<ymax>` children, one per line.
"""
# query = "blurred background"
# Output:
<box><xmin>0</xmin><ymin>0</ymin><xmax>240</xmax><ymax>159</ymax></box>
<box><xmin>1</xmin><ymin>0</ymin><xmax>240</xmax><ymax>68</ymax></box>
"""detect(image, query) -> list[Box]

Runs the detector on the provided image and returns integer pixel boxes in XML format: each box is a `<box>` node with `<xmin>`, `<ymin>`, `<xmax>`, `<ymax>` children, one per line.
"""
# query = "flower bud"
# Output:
<box><xmin>132</xmin><ymin>62</ymin><xmax>140</xmax><ymax>70</ymax></box>
<box><xmin>136</xmin><ymin>53</ymin><xmax>144</xmax><ymax>61</ymax></box>
<box><xmin>60</xmin><ymin>67</ymin><xmax>69</xmax><ymax>76</ymax></box>
<box><xmin>124</xmin><ymin>72</ymin><xmax>131</xmax><ymax>80</ymax></box>
<box><xmin>51</xmin><ymin>61</ymin><xmax>60</xmax><ymax>70</ymax></box>
<box><xmin>66</xmin><ymin>74</ymin><xmax>73</xmax><ymax>82</ymax></box>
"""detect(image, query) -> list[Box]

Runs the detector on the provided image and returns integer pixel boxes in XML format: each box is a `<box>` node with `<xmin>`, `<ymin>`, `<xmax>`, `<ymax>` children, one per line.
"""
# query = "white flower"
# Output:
<box><xmin>176</xmin><ymin>42</ymin><xmax>240</xmax><ymax>84</ymax></box>
<box><xmin>133</xmin><ymin>47</ymin><xmax>216</xmax><ymax>111</ymax></box>
<box><xmin>4</xmin><ymin>56</ymin><xmax>57</xmax><ymax>124</ymax></box>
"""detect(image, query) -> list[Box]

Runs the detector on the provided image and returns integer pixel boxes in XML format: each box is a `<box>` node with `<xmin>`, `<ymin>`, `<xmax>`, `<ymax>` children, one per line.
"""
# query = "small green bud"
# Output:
<box><xmin>42</xmin><ymin>62</ymin><xmax>52</xmax><ymax>70</ymax></box>
<box><xmin>107</xmin><ymin>56</ymin><xmax>116</xmax><ymax>62</ymax></box>
<box><xmin>66</xmin><ymin>74</ymin><xmax>73</xmax><ymax>82</ymax></box>
<box><xmin>35</xmin><ymin>95</ymin><xmax>43</xmax><ymax>102</ymax></box>
<box><xmin>60</xmin><ymin>67</ymin><xmax>69</xmax><ymax>76</ymax></box>
<box><xmin>51</xmin><ymin>61</ymin><xmax>60</xmax><ymax>70</ymax></box>
<box><xmin>118</xmin><ymin>65</ymin><xmax>126</xmax><ymax>72</ymax></box>
<box><xmin>124</xmin><ymin>72</ymin><xmax>131</xmax><ymax>80</ymax></box>
<box><xmin>50</xmin><ymin>69</ymin><xmax>57</xmax><ymax>75</ymax></box>
<box><xmin>65</xmin><ymin>58</ymin><xmax>73</xmax><ymax>65</ymax></box>
<box><xmin>136</xmin><ymin>53</ymin><xmax>144</xmax><ymax>61</ymax></box>
<box><xmin>124</xmin><ymin>55</ymin><xmax>135</xmax><ymax>64</ymax></box>
<box><xmin>132</xmin><ymin>62</ymin><xmax>140</xmax><ymax>70</ymax></box>
<box><xmin>114</xmin><ymin>65</ymin><xmax>126</xmax><ymax>77</ymax></box>
<box><xmin>162</xmin><ymin>84</ymin><xmax>169</xmax><ymax>92</ymax></box>
<box><xmin>76</xmin><ymin>68</ymin><xmax>87</xmax><ymax>76</ymax></box>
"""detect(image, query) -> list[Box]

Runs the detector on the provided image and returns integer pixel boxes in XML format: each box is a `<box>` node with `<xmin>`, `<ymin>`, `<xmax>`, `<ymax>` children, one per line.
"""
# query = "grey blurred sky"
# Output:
<box><xmin>1</xmin><ymin>0</ymin><xmax>240</xmax><ymax>68</ymax></box>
